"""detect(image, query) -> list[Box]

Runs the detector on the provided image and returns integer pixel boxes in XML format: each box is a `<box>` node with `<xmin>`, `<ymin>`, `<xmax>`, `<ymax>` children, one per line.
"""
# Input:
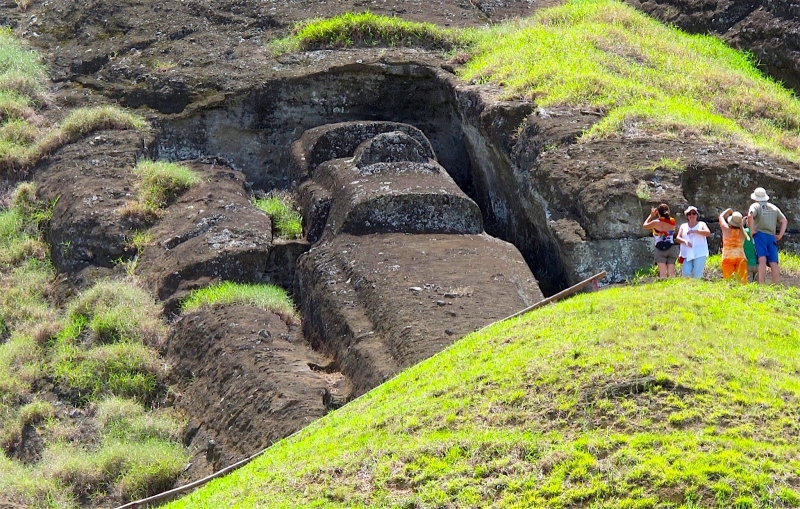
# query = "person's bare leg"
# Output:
<box><xmin>769</xmin><ymin>262</ymin><xmax>780</xmax><ymax>284</ymax></box>
<box><xmin>667</xmin><ymin>264</ymin><xmax>676</xmax><ymax>277</ymax></box>
<box><xmin>758</xmin><ymin>257</ymin><xmax>767</xmax><ymax>284</ymax></box>
<box><xmin>658</xmin><ymin>262</ymin><xmax>667</xmax><ymax>278</ymax></box>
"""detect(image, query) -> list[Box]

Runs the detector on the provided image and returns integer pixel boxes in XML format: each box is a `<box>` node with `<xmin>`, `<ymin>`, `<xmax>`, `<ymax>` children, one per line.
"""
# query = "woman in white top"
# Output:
<box><xmin>675</xmin><ymin>205</ymin><xmax>711</xmax><ymax>278</ymax></box>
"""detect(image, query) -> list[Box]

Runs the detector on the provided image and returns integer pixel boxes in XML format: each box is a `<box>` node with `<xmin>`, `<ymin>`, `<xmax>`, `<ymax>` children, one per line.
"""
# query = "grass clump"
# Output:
<box><xmin>253</xmin><ymin>191</ymin><xmax>303</xmax><ymax>240</ymax></box>
<box><xmin>95</xmin><ymin>397</ymin><xmax>183</xmax><ymax>442</ymax></box>
<box><xmin>51</xmin><ymin>280</ymin><xmax>167</xmax><ymax>405</ymax></box>
<box><xmin>121</xmin><ymin>160</ymin><xmax>201</xmax><ymax>221</ymax></box>
<box><xmin>181</xmin><ymin>281</ymin><xmax>297</xmax><ymax>319</ymax></box>
<box><xmin>57</xmin><ymin>105</ymin><xmax>147</xmax><ymax>139</ymax></box>
<box><xmin>28</xmin><ymin>106</ymin><xmax>147</xmax><ymax>169</ymax></box>
<box><xmin>0</xmin><ymin>452</ymin><xmax>75</xmax><ymax>509</ymax></box>
<box><xmin>0</xmin><ymin>183</ymin><xmax>51</xmax><ymax>266</ymax></box>
<box><xmin>42</xmin><ymin>438</ymin><xmax>189</xmax><ymax>501</ymax></box>
<box><xmin>281</xmin><ymin>11</ymin><xmax>462</xmax><ymax>53</ymax></box>
<box><xmin>51</xmin><ymin>341</ymin><xmax>162</xmax><ymax>405</ymax></box>
<box><xmin>65</xmin><ymin>279</ymin><xmax>166</xmax><ymax>346</ymax></box>
<box><xmin>19</xmin><ymin>399</ymin><xmax>56</xmax><ymax>426</ymax></box>
<box><xmin>0</xmin><ymin>28</ymin><xmax>146</xmax><ymax>173</ymax></box>
<box><xmin>166</xmin><ymin>280</ymin><xmax>800</xmax><ymax>508</ymax></box>
<box><xmin>0</xmin><ymin>27</ymin><xmax>47</xmax><ymax>100</ymax></box>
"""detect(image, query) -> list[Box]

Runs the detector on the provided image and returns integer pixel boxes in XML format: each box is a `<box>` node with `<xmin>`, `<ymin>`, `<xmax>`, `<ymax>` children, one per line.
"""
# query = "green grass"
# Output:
<box><xmin>461</xmin><ymin>0</ymin><xmax>800</xmax><ymax>161</ymax></box>
<box><xmin>287</xmin><ymin>0</ymin><xmax>800</xmax><ymax>163</ymax></box>
<box><xmin>705</xmin><ymin>251</ymin><xmax>800</xmax><ymax>278</ymax></box>
<box><xmin>0</xmin><ymin>29</ymin><xmax>147</xmax><ymax>173</ymax></box>
<box><xmin>50</xmin><ymin>280</ymin><xmax>168</xmax><ymax>405</ymax></box>
<box><xmin>0</xmin><ymin>452</ymin><xmax>74</xmax><ymax>508</ymax></box>
<box><xmin>0</xmin><ymin>183</ymin><xmax>187</xmax><ymax>506</ymax></box>
<box><xmin>181</xmin><ymin>281</ymin><xmax>297</xmax><ymax>319</ymax></box>
<box><xmin>41</xmin><ymin>438</ymin><xmax>189</xmax><ymax>501</ymax></box>
<box><xmin>65</xmin><ymin>279</ymin><xmax>166</xmax><ymax>346</ymax></box>
<box><xmin>167</xmin><ymin>279</ymin><xmax>800</xmax><ymax>508</ymax></box>
<box><xmin>0</xmin><ymin>27</ymin><xmax>47</xmax><ymax>99</ymax></box>
<box><xmin>121</xmin><ymin>160</ymin><xmax>201</xmax><ymax>219</ymax></box>
<box><xmin>253</xmin><ymin>192</ymin><xmax>303</xmax><ymax>240</ymax></box>
<box><xmin>95</xmin><ymin>397</ymin><xmax>184</xmax><ymax>442</ymax></box>
<box><xmin>275</xmin><ymin>11</ymin><xmax>462</xmax><ymax>53</ymax></box>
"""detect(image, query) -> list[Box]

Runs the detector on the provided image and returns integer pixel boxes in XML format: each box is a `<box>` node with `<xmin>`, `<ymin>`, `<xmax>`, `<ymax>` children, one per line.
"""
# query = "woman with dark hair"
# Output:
<box><xmin>643</xmin><ymin>203</ymin><xmax>679</xmax><ymax>278</ymax></box>
<box><xmin>719</xmin><ymin>208</ymin><xmax>750</xmax><ymax>284</ymax></box>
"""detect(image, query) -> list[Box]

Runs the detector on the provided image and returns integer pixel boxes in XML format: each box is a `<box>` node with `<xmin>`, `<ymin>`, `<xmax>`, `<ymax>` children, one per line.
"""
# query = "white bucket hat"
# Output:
<box><xmin>751</xmin><ymin>187</ymin><xmax>769</xmax><ymax>201</ymax></box>
<box><xmin>728</xmin><ymin>211</ymin><xmax>743</xmax><ymax>228</ymax></box>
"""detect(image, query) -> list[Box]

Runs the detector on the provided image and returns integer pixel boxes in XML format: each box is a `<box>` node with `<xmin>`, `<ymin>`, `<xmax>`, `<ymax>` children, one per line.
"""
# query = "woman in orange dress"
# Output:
<box><xmin>719</xmin><ymin>208</ymin><xmax>750</xmax><ymax>284</ymax></box>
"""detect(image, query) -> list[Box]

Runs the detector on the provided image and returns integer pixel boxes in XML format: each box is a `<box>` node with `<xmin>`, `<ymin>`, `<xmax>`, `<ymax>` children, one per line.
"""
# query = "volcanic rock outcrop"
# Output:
<box><xmin>292</xmin><ymin>121</ymin><xmax>543</xmax><ymax>396</ymax></box>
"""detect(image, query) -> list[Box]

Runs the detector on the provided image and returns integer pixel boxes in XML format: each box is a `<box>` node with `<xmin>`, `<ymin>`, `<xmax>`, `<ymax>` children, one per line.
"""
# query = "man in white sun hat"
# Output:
<box><xmin>747</xmin><ymin>187</ymin><xmax>788</xmax><ymax>284</ymax></box>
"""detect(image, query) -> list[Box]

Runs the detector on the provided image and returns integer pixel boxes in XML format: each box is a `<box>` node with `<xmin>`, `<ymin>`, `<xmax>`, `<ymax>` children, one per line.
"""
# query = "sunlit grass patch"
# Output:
<box><xmin>41</xmin><ymin>438</ymin><xmax>189</xmax><ymax>501</ymax></box>
<box><xmin>0</xmin><ymin>184</ymin><xmax>55</xmax><ymax>331</ymax></box>
<box><xmin>166</xmin><ymin>280</ymin><xmax>800</xmax><ymax>508</ymax></box>
<box><xmin>96</xmin><ymin>397</ymin><xmax>184</xmax><ymax>442</ymax></box>
<box><xmin>181</xmin><ymin>281</ymin><xmax>297</xmax><ymax>319</ymax></box>
<box><xmin>49</xmin><ymin>281</ymin><xmax>167</xmax><ymax>405</ymax></box>
<box><xmin>0</xmin><ymin>29</ymin><xmax>149</xmax><ymax>174</ymax></box>
<box><xmin>32</xmin><ymin>106</ymin><xmax>148</xmax><ymax>165</ymax></box>
<box><xmin>0</xmin><ymin>452</ymin><xmax>75</xmax><ymax>509</ymax></box>
<box><xmin>778</xmin><ymin>251</ymin><xmax>800</xmax><ymax>275</ymax></box>
<box><xmin>253</xmin><ymin>191</ymin><xmax>303</xmax><ymax>240</ymax></box>
<box><xmin>120</xmin><ymin>160</ymin><xmax>201</xmax><ymax>220</ymax></box>
<box><xmin>0</xmin><ymin>90</ymin><xmax>35</xmax><ymax>121</ymax></box>
<box><xmin>283</xmin><ymin>11</ymin><xmax>462</xmax><ymax>52</ymax></box>
<box><xmin>58</xmin><ymin>105</ymin><xmax>147</xmax><ymax>139</ymax></box>
<box><xmin>66</xmin><ymin>280</ymin><xmax>166</xmax><ymax>346</ymax></box>
<box><xmin>0</xmin><ymin>27</ymin><xmax>47</xmax><ymax>100</ymax></box>
<box><xmin>51</xmin><ymin>341</ymin><xmax>162</xmax><ymax>405</ymax></box>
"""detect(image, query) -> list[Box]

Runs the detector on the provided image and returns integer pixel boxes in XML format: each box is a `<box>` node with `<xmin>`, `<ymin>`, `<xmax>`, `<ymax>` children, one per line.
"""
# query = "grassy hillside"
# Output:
<box><xmin>168</xmin><ymin>280</ymin><xmax>800</xmax><ymax>508</ymax></box>
<box><xmin>0</xmin><ymin>27</ymin><xmax>145</xmax><ymax>175</ymax></box>
<box><xmin>0</xmin><ymin>184</ymin><xmax>189</xmax><ymax>508</ymax></box>
<box><xmin>284</xmin><ymin>0</ymin><xmax>800</xmax><ymax>163</ymax></box>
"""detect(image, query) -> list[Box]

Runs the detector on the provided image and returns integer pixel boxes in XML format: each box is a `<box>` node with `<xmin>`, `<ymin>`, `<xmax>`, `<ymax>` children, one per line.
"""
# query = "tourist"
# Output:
<box><xmin>675</xmin><ymin>205</ymin><xmax>711</xmax><ymax>278</ymax></box>
<box><xmin>719</xmin><ymin>208</ymin><xmax>749</xmax><ymax>284</ymax></box>
<box><xmin>643</xmin><ymin>203</ymin><xmax>679</xmax><ymax>278</ymax></box>
<box><xmin>748</xmin><ymin>187</ymin><xmax>788</xmax><ymax>284</ymax></box>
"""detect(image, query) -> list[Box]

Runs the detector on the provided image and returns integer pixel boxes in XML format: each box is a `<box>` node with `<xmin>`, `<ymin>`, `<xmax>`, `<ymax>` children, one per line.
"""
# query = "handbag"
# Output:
<box><xmin>655</xmin><ymin>240</ymin><xmax>673</xmax><ymax>251</ymax></box>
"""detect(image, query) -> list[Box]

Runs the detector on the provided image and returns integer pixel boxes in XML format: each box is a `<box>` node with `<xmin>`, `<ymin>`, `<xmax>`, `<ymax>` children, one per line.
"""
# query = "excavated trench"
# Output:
<box><xmin>135</xmin><ymin>60</ymin><xmax>562</xmax><ymax>475</ymax></box>
<box><xmin>151</xmin><ymin>61</ymin><xmax>570</xmax><ymax>296</ymax></box>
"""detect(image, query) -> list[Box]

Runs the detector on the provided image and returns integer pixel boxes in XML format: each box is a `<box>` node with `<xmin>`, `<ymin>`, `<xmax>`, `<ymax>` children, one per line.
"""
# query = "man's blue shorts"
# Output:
<box><xmin>753</xmin><ymin>232</ymin><xmax>779</xmax><ymax>264</ymax></box>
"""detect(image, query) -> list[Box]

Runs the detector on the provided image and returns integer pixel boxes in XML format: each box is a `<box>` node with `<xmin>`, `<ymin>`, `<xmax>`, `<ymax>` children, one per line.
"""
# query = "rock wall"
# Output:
<box><xmin>151</xmin><ymin>55</ymin><xmax>800</xmax><ymax>288</ymax></box>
